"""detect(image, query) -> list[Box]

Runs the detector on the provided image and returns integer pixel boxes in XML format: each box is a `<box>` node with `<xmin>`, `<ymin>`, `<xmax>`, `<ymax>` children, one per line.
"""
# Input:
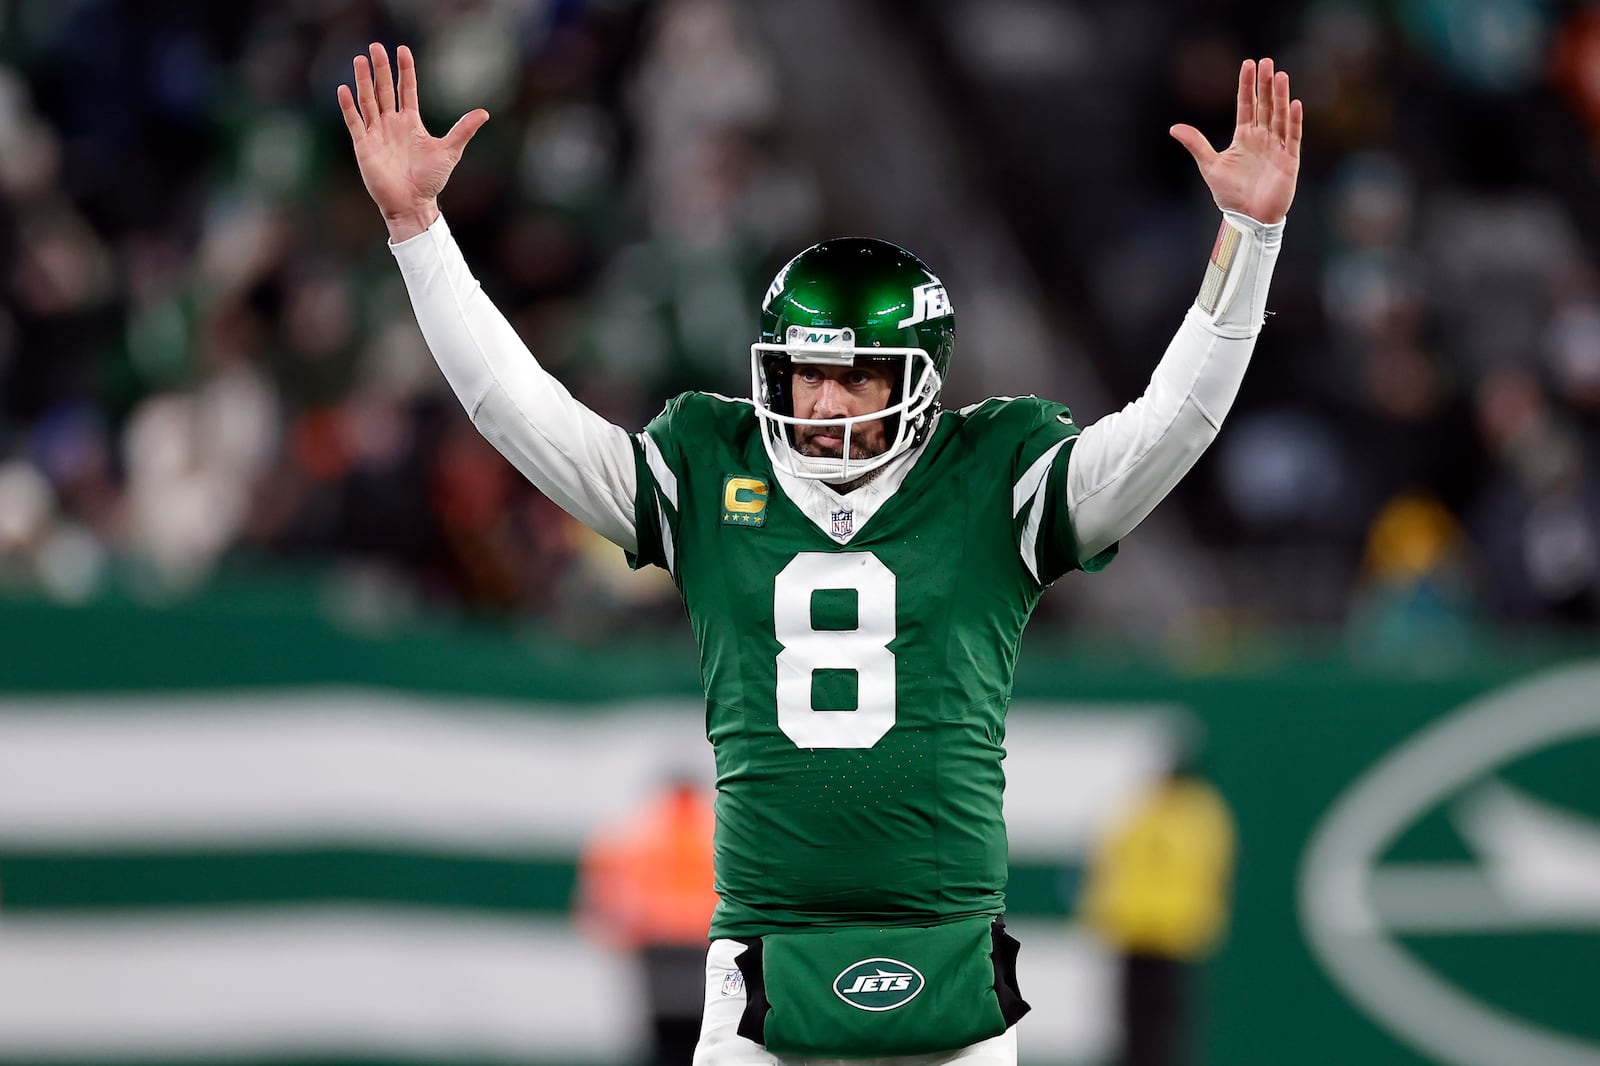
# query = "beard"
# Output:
<box><xmin>794</xmin><ymin>423</ymin><xmax>889</xmax><ymax>460</ymax></box>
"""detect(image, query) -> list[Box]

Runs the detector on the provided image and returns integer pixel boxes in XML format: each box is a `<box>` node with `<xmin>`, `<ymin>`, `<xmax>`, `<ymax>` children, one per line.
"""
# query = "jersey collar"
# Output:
<box><xmin>770</xmin><ymin>412</ymin><xmax>941</xmax><ymax>544</ymax></box>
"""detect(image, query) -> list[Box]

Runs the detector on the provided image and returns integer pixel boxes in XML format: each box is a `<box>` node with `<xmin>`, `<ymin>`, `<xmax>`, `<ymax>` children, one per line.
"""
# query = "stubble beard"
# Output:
<box><xmin>792</xmin><ymin>424</ymin><xmax>891</xmax><ymax>493</ymax></box>
<box><xmin>793</xmin><ymin>425</ymin><xmax>888</xmax><ymax>461</ymax></box>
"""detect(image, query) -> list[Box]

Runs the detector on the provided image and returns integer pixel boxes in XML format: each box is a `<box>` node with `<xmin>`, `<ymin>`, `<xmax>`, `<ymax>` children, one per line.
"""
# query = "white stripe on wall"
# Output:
<box><xmin>0</xmin><ymin>693</ymin><xmax>711</xmax><ymax>852</ymax></box>
<box><xmin>1004</xmin><ymin>705</ymin><xmax>1178</xmax><ymax>858</ymax></box>
<box><xmin>1011</xmin><ymin>920</ymin><xmax>1118</xmax><ymax>1062</ymax></box>
<box><xmin>0</xmin><ymin>908</ymin><xmax>641</xmax><ymax>1059</ymax></box>
<box><xmin>0</xmin><ymin>694</ymin><xmax>1172</xmax><ymax>857</ymax></box>
<box><xmin>0</xmin><ymin>909</ymin><xmax>1113</xmax><ymax>1063</ymax></box>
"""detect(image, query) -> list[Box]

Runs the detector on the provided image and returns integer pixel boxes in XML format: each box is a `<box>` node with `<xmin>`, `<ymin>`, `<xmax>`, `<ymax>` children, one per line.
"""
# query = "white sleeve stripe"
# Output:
<box><xmin>1013</xmin><ymin>438</ymin><xmax>1071</xmax><ymax>583</ymax></box>
<box><xmin>656</xmin><ymin>495</ymin><xmax>675</xmax><ymax>576</ymax></box>
<box><xmin>1019</xmin><ymin>487</ymin><xmax>1046</xmax><ymax>583</ymax></box>
<box><xmin>640</xmin><ymin>434</ymin><xmax>678</xmax><ymax>510</ymax></box>
<box><xmin>1012</xmin><ymin>437</ymin><xmax>1069</xmax><ymax>516</ymax></box>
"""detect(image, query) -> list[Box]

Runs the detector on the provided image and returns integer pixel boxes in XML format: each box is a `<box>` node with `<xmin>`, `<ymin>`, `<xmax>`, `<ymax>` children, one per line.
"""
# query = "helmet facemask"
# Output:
<box><xmin>750</xmin><ymin>328</ymin><xmax>943</xmax><ymax>483</ymax></box>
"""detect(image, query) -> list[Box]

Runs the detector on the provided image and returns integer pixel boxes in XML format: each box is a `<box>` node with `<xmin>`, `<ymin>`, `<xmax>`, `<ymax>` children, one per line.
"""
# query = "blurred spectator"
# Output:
<box><xmin>0</xmin><ymin>0</ymin><xmax>799</xmax><ymax>626</ymax></box>
<box><xmin>1397</xmin><ymin>0</ymin><xmax>1557</xmax><ymax>94</ymax></box>
<box><xmin>575</xmin><ymin>778</ymin><xmax>718</xmax><ymax>1066</ymax></box>
<box><xmin>1347</xmin><ymin>490</ymin><xmax>1481</xmax><ymax>667</ymax></box>
<box><xmin>1552</xmin><ymin>3</ymin><xmax>1600</xmax><ymax>144</ymax></box>
<box><xmin>1469</xmin><ymin>370</ymin><xmax>1600</xmax><ymax>623</ymax></box>
<box><xmin>1080</xmin><ymin>754</ymin><xmax>1236</xmax><ymax>1066</ymax></box>
<box><xmin>0</xmin><ymin>0</ymin><xmax>1596</xmax><ymax>642</ymax></box>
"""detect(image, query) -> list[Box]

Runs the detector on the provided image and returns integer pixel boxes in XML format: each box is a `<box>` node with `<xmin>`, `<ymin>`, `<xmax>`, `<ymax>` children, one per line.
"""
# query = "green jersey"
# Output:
<box><xmin>627</xmin><ymin>393</ymin><xmax>1112</xmax><ymax>938</ymax></box>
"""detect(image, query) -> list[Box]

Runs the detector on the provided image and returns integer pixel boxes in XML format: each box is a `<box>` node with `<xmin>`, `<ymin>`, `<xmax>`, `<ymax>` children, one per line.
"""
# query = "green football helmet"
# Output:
<box><xmin>752</xmin><ymin>237</ymin><xmax>954</xmax><ymax>482</ymax></box>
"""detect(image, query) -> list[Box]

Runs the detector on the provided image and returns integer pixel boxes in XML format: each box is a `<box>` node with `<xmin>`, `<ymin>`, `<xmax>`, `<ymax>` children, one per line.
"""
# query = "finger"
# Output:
<box><xmin>1235</xmin><ymin>59</ymin><xmax>1255</xmax><ymax>129</ymax></box>
<box><xmin>370</xmin><ymin>43</ymin><xmax>396</xmax><ymax>115</ymax></box>
<box><xmin>1287</xmin><ymin>98</ymin><xmax>1304</xmax><ymax>157</ymax></box>
<box><xmin>1170</xmin><ymin>124</ymin><xmax>1218</xmax><ymax>169</ymax></box>
<box><xmin>1272</xmin><ymin>70</ymin><xmax>1291</xmax><ymax>142</ymax></box>
<box><xmin>443</xmin><ymin>108</ymin><xmax>490</xmax><ymax>155</ymax></box>
<box><xmin>397</xmin><ymin>44</ymin><xmax>420</xmax><ymax>112</ymax></box>
<box><xmin>353</xmin><ymin>55</ymin><xmax>379</xmax><ymax>129</ymax></box>
<box><xmin>336</xmin><ymin>84</ymin><xmax>365</xmax><ymax>141</ymax></box>
<box><xmin>1256</xmin><ymin>57</ymin><xmax>1275</xmax><ymax>130</ymax></box>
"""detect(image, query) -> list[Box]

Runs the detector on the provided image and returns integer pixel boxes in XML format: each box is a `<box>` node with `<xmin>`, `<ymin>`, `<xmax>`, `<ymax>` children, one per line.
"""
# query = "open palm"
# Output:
<box><xmin>1170</xmin><ymin>58</ymin><xmax>1302</xmax><ymax>225</ymax></box>
<box><xmin>337</xmin><ymin>43</ymin><xmax>488</xmax><ymax>241</ymax></box>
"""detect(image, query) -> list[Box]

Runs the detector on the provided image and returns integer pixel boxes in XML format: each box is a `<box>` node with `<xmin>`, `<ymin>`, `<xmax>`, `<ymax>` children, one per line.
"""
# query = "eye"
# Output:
<box><xmin>798</xmin><ymin>367</ymin><xmax>824</xmax><ymax>384</ymax></box>
<box><xmin>847</xmin><ymin>371</ymin><xmax>873</xmax><ymax>387</ymax></box>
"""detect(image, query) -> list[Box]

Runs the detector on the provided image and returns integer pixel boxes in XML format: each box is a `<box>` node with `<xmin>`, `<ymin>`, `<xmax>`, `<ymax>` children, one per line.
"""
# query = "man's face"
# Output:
<box><xmin>790</xmin><ymin>362</ymin><xmax>897</xmax><ymax>460</ymax></box>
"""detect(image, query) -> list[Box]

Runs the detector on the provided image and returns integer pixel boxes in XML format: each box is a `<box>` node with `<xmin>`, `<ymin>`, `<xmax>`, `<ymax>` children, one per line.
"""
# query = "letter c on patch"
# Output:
<box><xmin>724</xmin><ymin>477</ymin><xmax>768</xmax><ymax>515</ymax></box>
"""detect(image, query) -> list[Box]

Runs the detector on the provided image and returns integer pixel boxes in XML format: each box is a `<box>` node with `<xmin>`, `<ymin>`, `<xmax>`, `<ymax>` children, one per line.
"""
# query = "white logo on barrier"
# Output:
<box><xmin>1299</xmin><ymin>663</ymin><xmax>1600</xmax><ymax>1066</ymax></box>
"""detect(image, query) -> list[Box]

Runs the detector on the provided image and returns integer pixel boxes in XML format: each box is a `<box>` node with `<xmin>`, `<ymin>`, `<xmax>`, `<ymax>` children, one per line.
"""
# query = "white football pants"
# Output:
<box><xmin>693</xmin><ymin>938</ymin><xmax>1018</xmax><ymax>1066</ymax></box>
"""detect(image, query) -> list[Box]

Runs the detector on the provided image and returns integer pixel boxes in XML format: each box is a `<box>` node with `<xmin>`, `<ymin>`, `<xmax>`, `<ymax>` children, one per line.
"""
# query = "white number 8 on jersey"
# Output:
<box><xmin>773</xmin><ymin>552</ymin><xmax>897</xmax><ymax>749</ymax></box>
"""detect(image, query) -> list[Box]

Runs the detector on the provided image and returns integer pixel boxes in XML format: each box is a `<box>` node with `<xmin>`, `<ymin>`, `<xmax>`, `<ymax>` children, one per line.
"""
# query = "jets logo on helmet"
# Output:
<box><xmin>763</xmin><ymin>260</ymin><xmax>794</xmax><ymax>311</ymax></box>
<box><xmin>897</xmin><ymin>282</ymin><xmax>952</xmax><ymax>328</ymax></box>
<box><xmin>751</xmin><ymin>238</ymin><xmax>954</xmax><ymax>483</ymax></box>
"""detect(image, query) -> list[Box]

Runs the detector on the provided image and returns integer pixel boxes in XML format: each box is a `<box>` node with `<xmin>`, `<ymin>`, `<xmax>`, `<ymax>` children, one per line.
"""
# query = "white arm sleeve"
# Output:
<box><xmin>1067</xmin><ymin>211</ymin><xmax>1284</xmax><ymax>561</ymax></box>
<box><xmin>390</xmin><ymin>215</ymin><xmax>640</xmax><ymax>552</ymax></box>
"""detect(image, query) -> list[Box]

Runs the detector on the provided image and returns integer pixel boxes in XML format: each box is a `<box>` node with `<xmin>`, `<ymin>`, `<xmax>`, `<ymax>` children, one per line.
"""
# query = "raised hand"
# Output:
<box><xmin>337</xmin><ymin>43</ymin><xmax>490</xmax><ymax>242</ymax></box>
<box><xmin>1169</xmin><ymin>58</ymin><xmax>1302</xmax><ymax>225</ymax></box>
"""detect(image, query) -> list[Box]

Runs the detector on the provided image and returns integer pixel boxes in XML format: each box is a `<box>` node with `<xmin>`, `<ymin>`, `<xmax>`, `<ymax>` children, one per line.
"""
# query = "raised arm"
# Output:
<box><xmin>339</xmin><ymin>44</ymin><xmax>639</xmax><ymax>550</ymax></box>
<box><xmin>1067</xmin><ymin>58</ymin><xmax>1302</xmax><ymax>561</ymax></box>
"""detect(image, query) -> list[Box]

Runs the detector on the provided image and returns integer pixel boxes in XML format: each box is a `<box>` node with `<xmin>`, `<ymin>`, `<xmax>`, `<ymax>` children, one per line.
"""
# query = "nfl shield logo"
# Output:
<box><xmin>721</xmin><ymin>970</ymin><xmax>744</xmax><ymax>997</ymax></box>
<box><xmin>831</xmin><ymin>509</ymin><xmax>854</xmax><ymax>536</ymax></box>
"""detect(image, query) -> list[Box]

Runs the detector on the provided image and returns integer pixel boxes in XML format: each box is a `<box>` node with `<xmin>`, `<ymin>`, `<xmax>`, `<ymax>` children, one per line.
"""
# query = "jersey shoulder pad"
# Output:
<box><xmin>950</xmin><ymin>395</ymin><xmax>1080</xmax><ymax>446</ymax></box>
<box><xmin>643</xmin><ymin>391</ymin><xmax>756</xmax><ymax>453</ymax></box>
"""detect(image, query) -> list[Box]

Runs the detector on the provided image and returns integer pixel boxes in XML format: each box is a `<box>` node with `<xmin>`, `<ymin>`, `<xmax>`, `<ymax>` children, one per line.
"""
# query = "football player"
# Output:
<box><xmin>339</xmin><ymin>43</ymin><xmax>1300</xmax><ymax>1066</ymax></box>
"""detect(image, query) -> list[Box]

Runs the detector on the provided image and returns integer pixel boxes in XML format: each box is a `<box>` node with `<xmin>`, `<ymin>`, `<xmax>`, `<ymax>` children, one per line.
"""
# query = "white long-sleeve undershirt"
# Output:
<box><xmin>392</xmin><ymin>217</ymin><xmax>641</xmax><ymax>554</ymax></box>
<box><xmin>392</xmin><ymin>212</ymin><xmax>1282</xmax><ymax>568</ymax></box>
<box><xmin>1068</xmin><ymin>211</ymin><xmax>1282</xmax><ymax>558</ymax></box>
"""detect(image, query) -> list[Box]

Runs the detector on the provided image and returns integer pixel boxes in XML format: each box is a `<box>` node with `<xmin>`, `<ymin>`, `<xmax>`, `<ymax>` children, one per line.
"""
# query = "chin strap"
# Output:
<box><xmin>1194</xmin><ymin>210</ymin><xmax>1285</xmax><ymax>338</ymax></box>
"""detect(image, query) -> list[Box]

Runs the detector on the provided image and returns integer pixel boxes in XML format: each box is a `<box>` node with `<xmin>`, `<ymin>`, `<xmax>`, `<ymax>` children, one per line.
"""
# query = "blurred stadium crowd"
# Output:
<box><xmin>0</xmin><ymin>0</ymin><xmax>1597</xmax><ymax>644</ymax></box>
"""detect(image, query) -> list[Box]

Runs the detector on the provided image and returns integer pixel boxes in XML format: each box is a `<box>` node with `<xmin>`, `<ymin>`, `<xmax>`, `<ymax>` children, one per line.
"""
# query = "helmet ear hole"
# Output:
<box><xmin>761</xmin><ymin>353</ymin><xmax>794</xmax><ymax>418</ymax></box>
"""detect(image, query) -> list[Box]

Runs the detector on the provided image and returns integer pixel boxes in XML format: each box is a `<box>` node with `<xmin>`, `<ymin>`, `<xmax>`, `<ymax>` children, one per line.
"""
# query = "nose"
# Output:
<box><xmin>812</xmin><ymin>378</ymin><xmax>849</xmax><ymax>419</ymax></box>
